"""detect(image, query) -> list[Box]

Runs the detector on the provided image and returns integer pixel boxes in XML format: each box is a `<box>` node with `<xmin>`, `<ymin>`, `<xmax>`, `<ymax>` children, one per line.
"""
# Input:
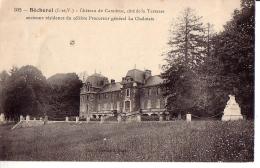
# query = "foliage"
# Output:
<box><xmin>47</xmin><ymin>73</ymin><xmax>82</xmax><ymax>118</ymax></box>
<box><xmin>211</xmin><ymin>0</ymin><xmax>255</xmax><ymax>118</ymax></box>
<box><xmin>2</xmin><ymin>65</ymin><xmax>49</xmax><ymax>120</ymax></box>
<box><xmin>162</xmin><ymin>0</ymin><xmax>254</xmax><ymax>118</ymax></box>
<box><xmin>0</xmin><ymin>66</ymin><xmax>82</xmax><ymax>120</ymax></box>
<box><xmin>0</xmin><ymin>71</ymin><xmax>10</xmax><ymax>115</ymax></box>
<box><xmin>166</xmin><ymin>8</ymin><xmax>207</xmax><ymax>70</ymax></box>
<box><xmin>162</xmin><ymin>8</ymin><xmax>210</xmax><ymax>116</ymax></box>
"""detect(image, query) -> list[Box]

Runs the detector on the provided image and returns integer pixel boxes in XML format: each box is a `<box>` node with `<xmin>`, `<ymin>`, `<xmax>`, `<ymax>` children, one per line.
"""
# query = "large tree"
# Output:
<box><xmin>47</xmin><ymin>73</ymin><xmax>82</xmax><ymax>119</ymax></box>
<box><xmin>3</xmin><ymin>65</ymin><xmax>49</xmax><ymax>120</ymax></box>
<box><xmin>163</xmin><ymin>0</ymin><xmax>255</xmax><ymax>119</ymax></box>
<box><xmin>162</xmin><ymin>8</ymin><xmax>209</xmax><ymax>116</ymax></box>
<box><xmin>210</xmin><ymin>0</ymin><xmax>255</xmax><ymax>119</ymax></box>
<box><xmin>166</xmin><ymin>8</ymin><xmax>207</xmax><ymax>70</ymax></box>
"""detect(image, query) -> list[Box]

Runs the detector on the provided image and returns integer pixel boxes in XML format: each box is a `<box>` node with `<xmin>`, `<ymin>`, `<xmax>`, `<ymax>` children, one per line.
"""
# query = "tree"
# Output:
<box><xmin>162</xmin><ymin>8</ymin><xmax>209</xmax><ymax>117</ymax></box>
<box><xmin>47</xmin><ymin>73</ymin><xmax>82</xmax><ymax>118</ymax></box>
<box><xmin>166</xmin><ymin>8</ymin><xmax>207</xmax><ymax>70</ymax></box>
<box><xmin>3</xmin><ymin>65</ymin><xmax>49</xmax><ymax>120</ymax></box>
<box><xmin>211</xmin><ymin>0</ymin><xmax>255</xmax><ymax>119</ymax></box>
<box><xmin>0</xmin><ymin>70</ymin><xmax>10</xmax><ymax>115</ymax></box>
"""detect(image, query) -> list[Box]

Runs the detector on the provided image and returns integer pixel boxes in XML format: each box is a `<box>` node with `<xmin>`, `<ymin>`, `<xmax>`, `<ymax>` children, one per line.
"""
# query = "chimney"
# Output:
<box><xmin>111</xmin><ymin>79</ymin><xmax>115</xmax><ymax>84</ymax></box>
<box><xmin>144</xmin><ymin>69</ymin><xmax>152</xmax><ymax>80</ymax></box>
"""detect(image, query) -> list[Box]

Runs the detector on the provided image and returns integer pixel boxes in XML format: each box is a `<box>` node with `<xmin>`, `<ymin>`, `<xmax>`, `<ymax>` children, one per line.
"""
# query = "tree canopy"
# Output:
<box><xmin>2</xmin><ymin>65</ymin><xmax>49</xmax><ymax>120</ymax></box>
<box><xmin>1</xmin><ymin>66</ymin><xmax>82</xmax><ymax>120</ymax></box>
<box><xmin>162</xmin><ymin>0</ymin><xmax>254</xmax><ymax>119</ymax></box>
<box><xmin>47</xmin><ymin>73</ymin><xmax>82</xmax><ymax>119</ymax></box>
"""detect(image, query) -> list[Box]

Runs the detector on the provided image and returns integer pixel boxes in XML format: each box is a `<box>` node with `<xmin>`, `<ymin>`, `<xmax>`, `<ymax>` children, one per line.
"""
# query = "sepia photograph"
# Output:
<box><xmin>0</xmin><ymin>0</ymin><xmax>256</xmax><ymax>165</ymax></box>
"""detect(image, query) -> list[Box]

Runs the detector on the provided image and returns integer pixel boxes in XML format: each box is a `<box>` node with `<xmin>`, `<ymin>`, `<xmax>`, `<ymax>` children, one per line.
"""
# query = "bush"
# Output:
<box><xmin>141</xmin><ymin>115</ymin><xmax>159</xmax><ymax>121</ymax></box>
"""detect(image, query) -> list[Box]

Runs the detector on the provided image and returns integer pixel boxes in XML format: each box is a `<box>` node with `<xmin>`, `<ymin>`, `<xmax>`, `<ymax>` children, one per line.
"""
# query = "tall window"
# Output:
<box><xmin>117</xmin><ymin>101</ymin><xmax>120</xmax><ymax>111</ymax></box>
<box><xmin>126</xmin><ymin>88</ymin><xmax>130</xmax><ymax>97</ymax></box>
<box><xmin>87</xmin><ymin>85</ymin><xmax>90</xmax><ymax>92</ymax></box>
<box><xmin>104</xmin><ymin>103</ymin><xmax>107</xmax><ymax>110</ymax></box>
<box><xmin>147</xmin><ymin>100</ymin><xmax>151</xmax><ymax>109</ymax></box>
<box><xmin>141</xmin><ymin>101</ymin><xmax>145</xmax><ymax>109</ymax></box>
<box><xmin>125</xmin><ymin>101</ymin><xmax>130</xmax><ymax>112</ymax></box>
<box><xmin>148</xmin><ymin>88</ymin><xmax>152</xmax><ymax>96</ymax></box>
<box><xmin>111</xmin><ymin>103</ymin><xmax>114</xmax><ymax>110</ymax></box>
<box><xmin>157</xmin><ymin>87</ymin><xmax>161</xmax><ymax>95</ymax></box>
<box><xmin>156</xmin><ymin>99</ymin><xmax>160</xmax><ymax>108</ymax></box>
<box><xmin>98</xmin><ymin>104</ymin><xmax>101</xmax><ymax>112</ymax></box>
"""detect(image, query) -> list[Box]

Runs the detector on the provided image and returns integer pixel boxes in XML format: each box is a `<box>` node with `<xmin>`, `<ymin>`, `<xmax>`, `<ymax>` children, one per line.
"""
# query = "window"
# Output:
<box><xmin>156</xmin><ymin>99</ymin><xmax>160</xmax><ymax>108</ymax></box>
<box><xmin>125</xmin><ymin>101</ymin><xmax>130</xmax><ymax>112</ymax></box>
<box><xmin>86</xmin><ymin>95</ymin><xmax>89</xmax><ymax>101</ymax></box>
<box><xmin>157</xmin><ymin>87</ymin><xmax>161</xmax><ymax>95</ymax></box>
<box><xmin>126</xmin><ymin>88</ymin><xmax>130</xmax><ymax>97</ymax></box>
<box><xmin>141</xmin><ymin>101</ymin><xmax>145</xmax><ymax>109</ymax></box>
<box><xmin>103</xmin><ymin>103</ymin><xmax>107</xmax><ymax>110</ymax></box>
<box><xmin>87</xmin><ymin>85</ymin><xmax>90</xmax><ymax>92</ymax></box>
<box><xmin>117</xmin><ymin>101</ymin><xmax>120</xmax><ymax>111</ymax></box>
<box><xmin>147</xmin><ymin>100</ymin><xmax>151</xmax><ymax>109</ymax></box>
<box><xmin>148</xmin><ymin>88</ymin><xmax>152</xmax><ymax>96</ymax></box>
<box><xmin>98</xmin><ymin>104</ymin><xmax>101</xmax><ymax>112</ymax></box>
<box><xmin>111</xmin><ymin>103</ymin><xmax>114</xmax><ymax>110</ymax></box>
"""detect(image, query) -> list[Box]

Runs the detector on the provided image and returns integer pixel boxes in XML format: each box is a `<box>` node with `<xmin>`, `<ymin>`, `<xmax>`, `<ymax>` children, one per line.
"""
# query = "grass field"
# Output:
<box><xmin>0</xmin><ymin>120</ymin><xmax>254</xmax><ymax>161</ymax></box>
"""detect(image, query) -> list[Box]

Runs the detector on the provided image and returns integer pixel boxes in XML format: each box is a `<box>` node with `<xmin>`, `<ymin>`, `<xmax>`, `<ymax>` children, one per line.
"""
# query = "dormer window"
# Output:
<box><xmin>126</xmin><ymin>88</ymin><xmax>130</xmax><ymax>97</ymax></box>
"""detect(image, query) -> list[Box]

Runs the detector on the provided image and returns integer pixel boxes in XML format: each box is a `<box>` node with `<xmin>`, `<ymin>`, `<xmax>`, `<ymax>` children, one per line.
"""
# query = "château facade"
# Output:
<box><xmin>80</xmin><ymin>69</ymin><xmax>166</xmax><ymax>118</ymax></box>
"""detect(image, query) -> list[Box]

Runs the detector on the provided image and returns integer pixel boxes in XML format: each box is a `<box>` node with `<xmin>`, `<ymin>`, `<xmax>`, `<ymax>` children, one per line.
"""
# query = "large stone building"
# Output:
<box><xmin>80</xmin><ymin>69</ymin><xmax>166</xmax><ymax>118</ymax></box>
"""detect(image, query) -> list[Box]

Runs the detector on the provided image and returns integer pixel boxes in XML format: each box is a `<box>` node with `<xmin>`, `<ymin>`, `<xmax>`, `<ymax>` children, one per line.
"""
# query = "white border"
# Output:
<box><xmin>0</xmin><ymin>1</ymin><xmax>259</xmax><ymax>168</ymax></box>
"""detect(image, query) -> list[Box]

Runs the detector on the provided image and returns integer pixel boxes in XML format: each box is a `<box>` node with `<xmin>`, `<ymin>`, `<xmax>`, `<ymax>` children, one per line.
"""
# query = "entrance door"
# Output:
<box><xmin>125</xmin><ymin>101</ymin><xmax>130</xmax><ymax>112</ymax></box>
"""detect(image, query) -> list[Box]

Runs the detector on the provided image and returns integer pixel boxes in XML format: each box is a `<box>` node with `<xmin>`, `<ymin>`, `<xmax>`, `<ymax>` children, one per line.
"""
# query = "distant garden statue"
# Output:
<box><xmin>222</xmin><ymin>95</ymin><xmax>243</xmax><ymax>121</ymax></box>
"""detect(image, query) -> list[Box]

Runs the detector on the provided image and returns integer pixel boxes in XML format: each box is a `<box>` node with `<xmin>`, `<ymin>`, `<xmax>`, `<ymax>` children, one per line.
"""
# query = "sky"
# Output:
<box><xmin>0</xmin><ymin>0</ymin><xmax>241</xmax><ymax>81</ymax></box>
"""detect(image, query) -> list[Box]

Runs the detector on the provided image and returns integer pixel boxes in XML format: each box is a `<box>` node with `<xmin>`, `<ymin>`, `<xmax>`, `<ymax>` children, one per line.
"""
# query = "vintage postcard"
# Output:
<box><xmin>0</xmin><ymin>0</ymin><xmax>256</xmax><ymax>166</ymax></box>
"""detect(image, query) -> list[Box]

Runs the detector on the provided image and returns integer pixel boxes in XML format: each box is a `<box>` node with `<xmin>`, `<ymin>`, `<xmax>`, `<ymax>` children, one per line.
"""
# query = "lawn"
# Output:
<box><xmin>0</xmin><ymin>120</ymin><xmax>254</xmax><ymax>161</ymax></box>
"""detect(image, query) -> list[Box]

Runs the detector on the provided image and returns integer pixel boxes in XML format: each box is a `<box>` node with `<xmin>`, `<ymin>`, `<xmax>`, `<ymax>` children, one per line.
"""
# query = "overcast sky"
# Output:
<box><xmin>0</xmin><ymin>0</ymin><xmax>241</xmax><ymax>81</ymax></box>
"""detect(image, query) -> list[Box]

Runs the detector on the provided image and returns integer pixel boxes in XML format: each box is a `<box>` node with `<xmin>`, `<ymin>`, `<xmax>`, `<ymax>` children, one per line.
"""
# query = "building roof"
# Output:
<box><xmin>144</xmin><ymin>75</ymin><xmax>164</xmax><ymax>87</ymax></box>
<box><xmin>125</xmin><ymin>69</ymin><xmax>145</xmax><ymax>83</ymax></box>
<box><xmin>100</xmin><ymin>82</ymin><xmax>122</xmax><ymax>93</ymax></box>
<box><xmin>85</xmin><ymin>73</ymin><xmax>108</xmax><ymax>88</ymax></box>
